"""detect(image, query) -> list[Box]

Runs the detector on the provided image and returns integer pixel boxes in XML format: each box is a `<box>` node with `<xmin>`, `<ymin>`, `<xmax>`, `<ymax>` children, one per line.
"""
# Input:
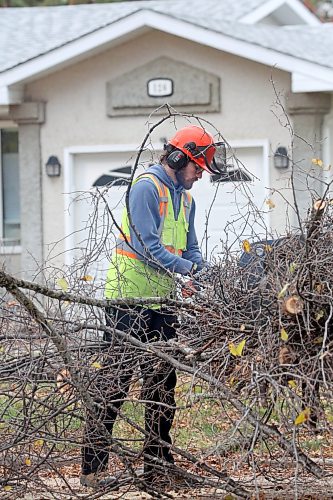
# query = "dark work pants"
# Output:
<box><xmin>81</xmin><ymin>307</ymin><xmax>177</xmax><ymax>476</ymax></box>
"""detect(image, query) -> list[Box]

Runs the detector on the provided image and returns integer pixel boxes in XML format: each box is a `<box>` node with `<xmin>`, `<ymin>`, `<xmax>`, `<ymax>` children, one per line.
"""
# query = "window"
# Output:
<box><xmin>210</xmin><ymin>164</ymin><xmax>253</xmax><ymax>183</ymax></box>
<box><xmin>92</xmin><ymin>165</ymin><xmax>132</xmax><ymax>187</ymax></box>
<box><xmin>1</xmin><ymin>129</ymin><xmax>20</xmax><ymax>247</ymax></box>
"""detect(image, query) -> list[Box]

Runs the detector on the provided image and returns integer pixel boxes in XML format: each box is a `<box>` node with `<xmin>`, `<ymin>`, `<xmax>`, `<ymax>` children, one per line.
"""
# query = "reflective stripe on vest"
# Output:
<box><xmin>115</xmin><ymin>173</ymin><xmax>192</xmax><ymax>259</ymax></box>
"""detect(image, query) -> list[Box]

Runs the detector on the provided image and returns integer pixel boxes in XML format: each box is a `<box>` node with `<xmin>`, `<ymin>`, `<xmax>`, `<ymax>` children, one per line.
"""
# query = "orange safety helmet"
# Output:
<box><xmin>168</xmin><ymin>125</ymin><xmax>217</xmax><ymax>174</ymax></box>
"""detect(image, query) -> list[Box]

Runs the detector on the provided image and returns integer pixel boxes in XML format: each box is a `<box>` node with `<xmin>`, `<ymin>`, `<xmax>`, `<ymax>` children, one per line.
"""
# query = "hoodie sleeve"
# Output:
<box><xmin>127</xmin><ymin>178</ymin><xmax>195</xmax><ymax>275</ymax></box>
<box><xmin>182</xmin><ymin>198</ymin><xmax>207</xmax><ymax>270</ymax></box>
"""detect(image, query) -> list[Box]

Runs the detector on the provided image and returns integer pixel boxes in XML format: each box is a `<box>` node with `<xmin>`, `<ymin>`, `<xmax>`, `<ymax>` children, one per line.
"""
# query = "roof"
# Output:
<box><xmin>0</xmin><ymin>0</ymin><xmax>272</xmax><ymax>73</ymax></box>
<box><xmin>0</xmin><ymin>0</ymin><xmax>331</xmax><ymax>104</ymax></box>
<box><xmin>175</xmin><ymin>13</ymin><xmax>333</xmax><ymax>69</ymax></box>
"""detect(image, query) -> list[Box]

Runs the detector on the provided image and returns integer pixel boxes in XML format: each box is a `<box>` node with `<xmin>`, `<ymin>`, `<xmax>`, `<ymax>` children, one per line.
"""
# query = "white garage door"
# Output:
<box><xmin>66</xmin><ymin>145</ymin><xmax>268</xmax><ymax>285</ymax></box>
<box><xmin>191</xmin><ymin>145</ymin><xmax>269</xmax><ymax>260</ymax></box>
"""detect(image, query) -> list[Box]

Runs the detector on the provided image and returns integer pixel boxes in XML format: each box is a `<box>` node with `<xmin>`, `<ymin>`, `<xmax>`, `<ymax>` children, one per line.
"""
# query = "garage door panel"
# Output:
<box><xmin>191</xmin><ymin>146</ymin><xmax>268</xmax><ymax>258</ymax></box>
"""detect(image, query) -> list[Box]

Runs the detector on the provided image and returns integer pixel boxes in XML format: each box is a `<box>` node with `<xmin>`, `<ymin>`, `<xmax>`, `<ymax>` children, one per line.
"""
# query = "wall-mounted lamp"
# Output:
<box><xmin>274</xmin><ymin>147</ymin><xmax>289</xmax><ymax>169</ymax></box>
<box><xmin>46</xmin><ymin>155</ymin><xmax>61</xmax><ymax>177</ymax></box>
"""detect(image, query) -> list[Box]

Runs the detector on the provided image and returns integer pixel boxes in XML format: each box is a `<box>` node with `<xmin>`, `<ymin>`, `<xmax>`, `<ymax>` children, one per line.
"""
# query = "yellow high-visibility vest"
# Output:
<box><xmin>105</xmin><ymin>173</ymin><xmax>192</xmax><ymax>303</ymax></box>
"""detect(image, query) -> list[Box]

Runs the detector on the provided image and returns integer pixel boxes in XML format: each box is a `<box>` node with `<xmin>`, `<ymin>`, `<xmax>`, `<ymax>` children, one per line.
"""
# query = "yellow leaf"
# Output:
<box><xmin>91</xmin><ymin>361</ymin><xmax>102</xmax><ymax>370</ymax></box>
<box><xmin>224</xmin><ymin>495</ymin><xmax>235</xmax><ymax>500</ymax></box>
<box><xmin>312</xmin><ymin>158</ymin><xmax>323</xmax><ymax>167</ymax></box>
<box><xmin>34</xmin><ymin>439</ymin><xmax>44</xmax><ymax>448</ymax></box>
<box><xmin>242</xmin><ymin>240</ymin><xmax>251</xmax><ymax>253</ymax></box>
<box><xmin>25</xmin><ymin>457</ymin><xmax>31</xmax><ymax>466</ymax></box>
<box><xmin>316</xmin><ymin>310</ymin><xmax>324</xmax><ymax>321</ymax></box>
<box><xmin>265</xmin><ymin>198</ymin><xmax>276</xmax><ymax>209</ymax></box>
<box><xmin>314</xmin><ymin>336</ymin><xmax>324</xmax><ymax>344</ymax></box>
<box><xmin>229</xmin><ymin>339</ymin><xmax>246</xmax><ymax>357</ymax></box>
<box><xmin>288</xmin><ymin>380</ymin><xmax>297</xmax><ymax>390</ymax></box>
<box><xmin>3</xmin><ymin>486</ymin><xmax>12</xmax><ymax>491</ymax></box>
<box><xmin>264</xmin><ymin>244</ymin><xmax>272</xmax><ymax>252</ymax></box>
<box><xmin>277</xmin><ymin>283</ymin><xmax>290</xmax><ymax>299</ymax></box>
<box><xmin>229</xmin><ymin>376</ymin><xmax>236</xmax><ymax>387</ymax></box>
<box><xmin>56</xmin><ymin>277</ymin><xmax>69</xmax><ymax>292</ymax></box>
<box><xmin>240</xmin><ymin>324</ymin><xmax>246</xmax><ymax>332</ymax></box>
<box><xmin>280</xmin><ymin>328</ymin><xmax>289</xmax><ymax>342</ymax></box>
<box><xmin>80</xmin><ymin>275</ymin><xmax>93</xmax><ymax>282</ymax></box>
<box><xmin>294</xmin><ymin>407</ymin><xmax>310</xmax><ymax>426</ymax></box>
<box><xmin>289</xmin><ymin>262</ymin><xmax>298</xmax><ymax>274</ymax></box>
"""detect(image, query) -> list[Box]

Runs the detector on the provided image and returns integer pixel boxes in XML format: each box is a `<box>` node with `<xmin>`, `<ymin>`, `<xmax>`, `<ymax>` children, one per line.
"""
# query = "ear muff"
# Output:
<box><xmin>166</xmin><ymin>149</ymin><xmax>189</xmax><ymax>171</ymax></box>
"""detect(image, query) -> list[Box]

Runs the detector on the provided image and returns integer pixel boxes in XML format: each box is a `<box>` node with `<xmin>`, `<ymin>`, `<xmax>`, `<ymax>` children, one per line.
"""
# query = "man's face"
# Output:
<box><xmin>175</xmin><ymin>161</ymin><xmax>203</xmax><ymax>190</ymax></box>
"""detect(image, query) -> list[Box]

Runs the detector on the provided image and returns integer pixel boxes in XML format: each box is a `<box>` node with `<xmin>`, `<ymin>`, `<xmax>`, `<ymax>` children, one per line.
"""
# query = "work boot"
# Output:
<box><xmin>80</xmin><ymin>471</ymin><xmax>120</xmax><ymax>489</ymax></box>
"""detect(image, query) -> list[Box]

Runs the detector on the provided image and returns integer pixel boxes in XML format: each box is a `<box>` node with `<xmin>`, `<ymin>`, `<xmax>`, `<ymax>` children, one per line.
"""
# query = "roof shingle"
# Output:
<box><xmin>0</xmin><ymin>0</ymin><xmax>331</xmax><ymax>74</ymax></box>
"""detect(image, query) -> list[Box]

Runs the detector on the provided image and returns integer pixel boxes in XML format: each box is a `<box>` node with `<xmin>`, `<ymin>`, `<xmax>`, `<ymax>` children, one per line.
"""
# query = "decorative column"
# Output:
<box><xmin>10</xmin><ymin>102</ymin><xmax>45</xmax><ymax>280</ymax></box>
<box><xmin>286</xmin><ymin>92</ymin><xmax>331</xmax><ymax>227</ymax></box>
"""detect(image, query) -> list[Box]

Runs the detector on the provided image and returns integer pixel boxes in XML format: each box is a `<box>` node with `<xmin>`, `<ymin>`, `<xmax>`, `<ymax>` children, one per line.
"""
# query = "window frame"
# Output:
<box><xmin>0</xmin><ymin>127</ymin><xmax>21</xmax><ymax>254</ymax></box>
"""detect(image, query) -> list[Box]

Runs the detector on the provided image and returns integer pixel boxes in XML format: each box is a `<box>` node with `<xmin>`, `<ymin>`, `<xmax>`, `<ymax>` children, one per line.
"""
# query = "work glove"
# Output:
<box><xmin>192</xmin><ymin>265</ymin><xmax>210</xmax><ymax>282</ymax></box>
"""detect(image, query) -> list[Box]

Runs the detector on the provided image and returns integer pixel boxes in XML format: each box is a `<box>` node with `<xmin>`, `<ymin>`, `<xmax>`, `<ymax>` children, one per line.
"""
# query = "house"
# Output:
<box><xmin>0</xmin><ymin>0</ymin><xmax>332</xmax><ymax>282</ymax></box>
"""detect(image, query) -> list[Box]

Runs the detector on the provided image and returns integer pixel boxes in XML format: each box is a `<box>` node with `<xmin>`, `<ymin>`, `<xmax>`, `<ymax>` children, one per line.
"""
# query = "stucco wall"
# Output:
<box><xmin>0</xmin><ymin>252</ymin><xmax>21</xmax><ymax>276</ymax></box>
<box><xmin>323</xmin><ymin>94</ymin><xmax>333</xmax><ymax>182</ymax></box>
<box><xmin>25</xmin><ymin>29</ymin><xmax>292</xmax><ymax>265</ymax></box>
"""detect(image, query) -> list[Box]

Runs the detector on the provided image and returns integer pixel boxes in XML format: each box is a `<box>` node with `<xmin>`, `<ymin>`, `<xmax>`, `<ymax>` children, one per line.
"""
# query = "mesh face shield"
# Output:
<box><xmin>186</xmin><ymin>142</ymin><xmax>227</xmax><ymax>174</ymax></box>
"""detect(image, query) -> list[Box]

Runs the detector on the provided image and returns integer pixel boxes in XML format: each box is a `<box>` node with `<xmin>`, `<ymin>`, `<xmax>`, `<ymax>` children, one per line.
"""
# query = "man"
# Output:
<box><xmin>80</xmin><ymin>124</ymin><xmax>219</xmax><ymax>489</ymax></box>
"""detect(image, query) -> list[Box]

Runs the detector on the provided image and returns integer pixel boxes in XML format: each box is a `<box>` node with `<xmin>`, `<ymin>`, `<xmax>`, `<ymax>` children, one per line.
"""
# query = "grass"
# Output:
<box><xmin>1</xmin><ymin>376</ymin><xmax>333</xmax><ymax>461</ymax></box>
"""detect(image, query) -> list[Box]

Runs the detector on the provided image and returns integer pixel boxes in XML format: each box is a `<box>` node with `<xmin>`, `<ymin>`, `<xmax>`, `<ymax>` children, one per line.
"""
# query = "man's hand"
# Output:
<box><xmin>191</xmin><ymin>266</ymin><xmax>210</xmax><ymax>282</ymax></box>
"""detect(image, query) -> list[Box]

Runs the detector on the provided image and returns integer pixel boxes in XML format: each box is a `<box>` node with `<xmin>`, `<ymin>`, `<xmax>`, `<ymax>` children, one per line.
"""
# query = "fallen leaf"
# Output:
<box><xmin>294</xmin><ymin>407</ymin><xmax>310</xmax><ymax>426</ymax></box>
<box><xmin>56</xmin><ymin>369</ymin><xmax>71</xmax><ymax>395</ymax></box>
<box><xmin>279</xmin><ymin>346</ymin><xmax>294</xmax><ymax>365</ymax></box>
<box><xmin>240</xmin><ymin>324</ymin><xmax>246</xmax><ymax>332</ymax></box>
<box><xmin>264</xmin><ymin>244</ymin><xmax>272</xmax><ymax>252</ymax></box>
<box><xmin>229</xmin><ymin>339</ymin><xmax>246</xmax><ymax>357</ymax></box>
<box><xmin>288</xmin><ymin>380</ymin><xmax>297</xmax><ymax>390</ymax></box>
<box><xmin>25</xmin><ymin>457</ymin><xmax>31</xmax><ymax>466</ymax></box>
<box><xmin>316</xmin><ymin>310</ymin><xmax>324</xmax><ymax>321</ymax></box>
<box><xmin>3</xmin><ymin>486</ymin><xmax>12</xmax><ymax>491</ymax></box>
<box><xmin>56</xmin><ymin>277</ymin><xmax>69</xmax><ymax>292</ymax></box>
<box><xmin>91</xmin><ymin>361</ymin><xmax>102</xmax><ymax>370</ymax></box>
<box><xmin>280</xmin><ymin>328</ymin><xmax>289</xmax><ymax>342</ymax></box>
